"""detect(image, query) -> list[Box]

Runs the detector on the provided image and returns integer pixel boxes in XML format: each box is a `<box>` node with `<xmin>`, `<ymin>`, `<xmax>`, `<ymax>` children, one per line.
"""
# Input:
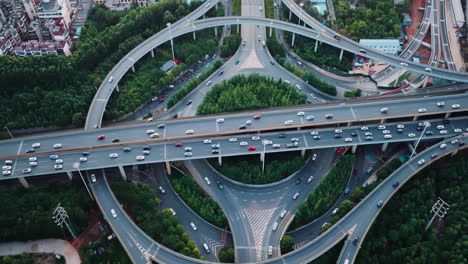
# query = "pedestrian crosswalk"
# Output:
<box><xmin>243</xmin><ymin>208</ymin><xmax>275</xmax><ymax>261</ymax></box>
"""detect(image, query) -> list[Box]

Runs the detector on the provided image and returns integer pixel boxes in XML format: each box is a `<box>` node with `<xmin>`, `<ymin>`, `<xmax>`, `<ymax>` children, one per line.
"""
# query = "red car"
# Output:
<box><xmin>158</xmin><ymin>98</ymin><xmax>165</xmax><ymax>103</ymax></box>
<box><xmin>253</xmin><ymin>115</ymin><xmax>261</xmax><ymax>120</ymax></box>
<box><xmin>248</xmin><ymin>146</ymin><xmax>256</xmax><ymax>151</ymax></box>
<box><xmin>97</xmin><ymin>135</ymin><xmax>105</xmax><ymax>140</ymax></box>
<box><xmin>353</xmin><ymin>168</ymin><xmax>359</xmax><ymax>175</ymax></box>
<box><xmin>175</xmin><ymin>142</ymin><xmax>183</xmax><ymax>147</ymax></box>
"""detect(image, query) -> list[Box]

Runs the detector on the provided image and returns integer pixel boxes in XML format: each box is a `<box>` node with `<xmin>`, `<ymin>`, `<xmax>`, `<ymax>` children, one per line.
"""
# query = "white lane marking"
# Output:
<box><xmin>350</xmin><ymin>107</ymin><xmax>357</xmax><ymax>119</ymax></box>
<box><xmin>216</xmin><ymin>121</ymin><xmax>219</xmax><ymax>132</ymax></box>
<box><xmin>96</xmin><ymin>99</ymin><xmax>107</xmax><ymax>102</ymax></box>
<box><xmin>164</xmin><ymin>144</ymin><xmax>167</xmax><ymax>160</ymax></box>
<box><xmin>17</xmin><ymin>141</ymin><xmax>24</xmax><ymax>155</ymax></box>
<box><xmin>302</xmin><ymin>132</ymin><xmax>309</xmax><ymax>147</ymax></box>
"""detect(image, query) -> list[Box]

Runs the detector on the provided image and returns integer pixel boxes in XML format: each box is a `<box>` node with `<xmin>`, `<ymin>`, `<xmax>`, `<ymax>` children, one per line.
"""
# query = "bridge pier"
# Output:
<box><xmin>451</xmin><ymin>149</ymin><xmax>458</xmax><ymax>156</ymax></box>
<box><xmin>381</xmin><ymin>142</ymin><xmax>389</xmax><ymax>152</ymax></box>
<box><xmin>269</xmin><ymin>26</ymin><xmax>272</xmax><ymax>38</ymax></box>
<box><xmin>445</xmin><ymin>112</ymin><xmax>451</xmax><ymax>118</ymax></box>
<box><xmin>422</xmin><ymin>78</ymin><xmax>428</xmax><ymax>88</ymax></box>
<box><xmin>18</xmin><ymin>177</ymin><xmax>30</xmax><ymax>189</ymax></box>
<box><xmin>380</xmin><ymin>119</ymin><xmax>386</xmax><ymax>124</ymax></box>
<box><xmin>351</xmin><ymin>145</ymin><xmax>358</xmax><ymax>154</ymax></box>
<box><xmin>291</xmin><ymin>33</ymin><xmax>295</xmax><ymax>47</ymax></box>
<box><xmin>407</xmin><ymin>142</ymin><xmax>416</xmax><ymax>153</ymax></box>
<box><xmin>413</xmin><ymin>115</ymin><xmax>418</xmax><ymax>121</ymax></box>
<box><xmin>66</xmin><ymin>171</ymin><xmax>73</xmax><ymax>180</ymax></box>
<box><xmin>116</xmin><ymin>84</ymin><xmax>119</xmax><ymax>92</ymax></box>
<box><xmin>215</xmin><ymin>26</ymin><xmax>217</xmax><ymax>37</ymax></box>
<box><xmin>218</xmin><ymin>156</ymin><xmax>222</xmax><ymax>166</ymax></box>
<box><xmin>339</xmin><ymin>49</ymin><xmax>344</xmax><ymax>61</ymax></box>
<box><xmin>260</xmin><ymin>152</ymin><xmax>265</xmax><ymax>162</ymax></box>
<box><xmin>203</xmin><ymin>14</ymin><xmax>205</xmax><ymax>19</ymax></box>
<box><xmin>237</xmin><ymin>24</ymin><xmax>239</xmax><ymax>34</ymax></box>
<box><xmin>150</xmin><ymin>49</ymin><xmax>154</xmax><ymax>58</ymax></box>
<box><xmin>193</xmin><ymin>31</ymin><xmax>196</xmax><ymax>40</ymax></box>
<box><xmin>301</xmin><ymin>149</ymin><xmax>306</xmax><ymax>157</ymax></box>
<box><xmin>131</xmin><ymin>65</ymin><xmax>135</xmax><ymax>73</ymax></box>
<box><xmin>347</xmin><ymin>121</ymin><xmax>353</xmax><ymax>126</ymax></box>
<box><xmin>289</xmin><ymin>10</ymin><xmax>292</xmax><ymax>20</ymax></box>
<box><xmin>165</xmin><ymin>161</ymin><xmax>172</xmax><ymax>175</ymax></box>
<box><xmin>118</xmin><ymin>166</ymin><xmax>127</xmax><ymax>181</ymax></box>
<box><xmin>314</xmin><ymin>39</ymin><xmax>318</xmax><ymax>52</ymax></box>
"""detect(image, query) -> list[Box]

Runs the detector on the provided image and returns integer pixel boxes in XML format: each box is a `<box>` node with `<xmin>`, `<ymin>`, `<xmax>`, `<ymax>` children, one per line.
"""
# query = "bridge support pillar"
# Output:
<box><xmin>218</xmin><ymin>156</ymin><xmax>222</xmax><ymax>166</ymax></box>
<box><xmin>116</xmin><ymin>85</ymin><xmax>119</xmax><ymax>92</ymax></box>
<box><xmin>422</xmin><ymin>78</ymin><xmax>428</xmax><ymax>88</ymax></box>
<box><xmin>66</xmin><ymin>171</ymin><xmax>73</xmax><ymax>181</ymax></box>
<box><xmin>351</xmin><ymin>145</ymin><xmax>358</xmax><ymax>154</ymax></box>
<box><xmin>314</xmin><ymin>39</ymin><xmax>318</xmax><ymax>52</ymax></box>
<box><xmin>407</xmin><ymin>142</ymin><xmax>416</xmax><ymax>153</ymax></box>
<box><xmin>413</xmin><ymin>115</ymin><xmax>418</xmax><ymax>121</ymax></box>
<box><xmin>291</xmin><ymin>33</ymin><xmax>295</xmax><ymax>47</ymax></box>
<box><xmin>380</xmin><ymin>119</ymin><xmax>386</xmax><ymax>124</ymax></box>
<box><xmin>18</xmin><ymin>177</ymin><xmax>30</xmax><ymax>189</ymax></box>
<box><xmin>269</xmin><ymin>26</ymin><xmax>272</xmax><ymax>38</ymax></box>
<box><xmin>445</xmin><ymin>112</ymin><xmax>451</xmax><ymax>118</ymax></box>
<box><xmin>451</xmin><ymin>149</ymin><xmax>458</xmax><ymax>156</ymax></box>
<box><xmin>260</xmin><ymin>152</ymin><xmax>265</xmax><ymax>162</ymax></box>
<box><xmin>347</xmin><ymin>121</ymin><xmax>353</xmax><ymax>126</ymax></box>
<box><xmin>165</xmin><ymin>161</ymin><xmax>172</xmax><ymax>175</ymax></box>
<box><xmin>215</xmin><ymin>26</ymin><xmax>218</xmax><ymax>37</ymax></box>
<box><xmin>150</xmin><ymin>49</ymin><xmax>154</xmax><ymax>58</ymax></box>
<box><xmin>339</xmin><ymin>49</ymin><xmax>344</xmax><ymax>61</ymax></box>
<box><xmin>381</xmin><ymin>142</ymin><xmax>389</xmax><ymax>152</ymax></box>
<box><xmin>301</xmin><ymin>149</ymin><xmax>306</xmax><ymax>157</ymax></box>
<box><xmin>203</xmin><ymin>14</ymin><xmax>206</xmax><ymax>19</ymax></box>
<box><xmin>237</xmin><ymin>24</ymin><xmax>239</xmax><ymax>34</ymax></box>
<box><xmin>131</xmin><ymin>65</ymin><xmax>135</xmax><ymax>73</ymax></box>
<box><xmin>289</xmin><ymin>10</ymin><xmax>292</xmax><ymax>20</ymax></box>
<box><xmin>118</xmin><ymin>166</ymin><xmax>127</xmax><ymax>181</ymax></box>
<box><xmin>193</xmin><ymin>31</ymin><xmax>196</xmax><ymax>40</ymax></box>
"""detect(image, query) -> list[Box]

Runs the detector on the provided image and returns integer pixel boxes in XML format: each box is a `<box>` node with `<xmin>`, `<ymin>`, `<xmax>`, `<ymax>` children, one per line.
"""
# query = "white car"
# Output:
<box><xmin>91</xmin><ymin>174</ymin><xmax>96</xmax><ymax>183</ymax></box>
<box><xmin>297</xmin><ymin>111</ymin><xmax>305</xmax><ymax>116</ymax></box>
<box><xmin>397</xmin><ymin>124</ymin><xmax>405</xmax><ymax>129</ymax></box>
<box><xmin>417</xmin><ymin>108</ymin><xmax>427</xmax><ymax>113</ymax></box>
<box><xmin>360</xmin><ymin>126</ymin><xmax>369</xmax><ymax>131</ymax></box>
<box><xmin>2</xmin><ymin>165</ymin><xmax>11</xmax><ymax>170</ymax></box>
<box><xmin>54</xmin><ymin>164</ymin><xmax>63</xmax><ymax>170</ymax></box>
<box><xmin>159</xmin><ymin>186</ymin><xmax>166</xmax><ymax>194</ymax></box>
<box><xmin>325</xmin><ymin>114</ymin><xmax>334</xmax><ymax>119</ymax></box>
<box><xmin>246</xmin><ymin>120</ymin><xmax>252</xmax><ymax>125</ymax></box>
<box><xmin>332</xmin><ymin>208</ymin><xmax>339</xmax><ymax>215</ymax></box>
<box><xmin>378</xmin><ymin>125</ymin><xmax>386</xmax><ymax>130</ymax></box>
<box><xmin>185</xmin><ymin>147</ymin><xmax>192</xmax><ymax>151</ymax></box>
<box><xmin>4</xmin><ymin>160</ymin><xmax>13</xmax><ymax>165</ymax></box>
<box><xmin>440</xmin><ymin>143</ymin><xmax>447</xmax><ymax>149</ymax></box>
<box><xmin>109</xmin><ymin>153</ymin><xmax>119</xmax><ymax>158</ymax></box>
<box><xmin>32</xmin><ymin>143</ymin><xmax>41</xmax><ymax>148</ymax></box>
<box><xmin>295</xmin><ymin>84</ymin><xmax>301</xmax><ymax>89</ymax></box>
<box><xmin>169</xmin><ymin>208</ymin><xmax>176</xmax><ymax>216</ymax></box>
<box><xmin>204</xmin><ymin>139</ymin><xmax>212</xmax><ymax>144</ymax></box>
<box><xmin>408</xmin><ymin>133</ymin><xmax>416</xmax><ymax>138</ymax></box>
<box><xmin>306</xmin><ymin>115</ymin><xmax>314</xmax><ymax>121</ymax></box>
<box><xmin>400</xmin><ymin>62</ymin><xmax>408</xmax><ymax>67</ymax></box>
<box><xmin>439</xmin><ymin>130</ymin><xmax>448</xmax><ymax>135</ymax></box>
<box><xmin>312</xmin><ymin>153</ymin><xmax>317</xmax><ymax>161</ymax></box>
<box><xmin>206</xmin><ymin>80</ymin><xmax>212</xmax><ymax>86</ymax></box>
<box><xmin>204</xmin><ymin>177</ymin><xmax>211</xmax><ymax>185</ymax></box>
<box><xmin>382</xmin><ymin>130</ymin><xmax>391</xmax><ymax>134</ymax></box>
<box><xmin>417</xmin><ymin>159</ymin><xmax>425</xmax><ymax>166</ymax></box>
<box><xmin>284</xmin><ymin>80</ymin><xmax>291</xmax><ymax>84</ymax></box>
<box><xmin>27</xmin><ymin>157</ymin><xmax>37</xmax><ymax>162</ymax></box>
<box><xmin>436</xmin><ymin>101</ymin><xmax>445</xmax><ymax>107</ymax></box>
<box><xmin>55</xmin><ymin>159</ymin><xmax>63</xmax><ymax>164</ymax></box>
<box><xmin>53</xmin><ymin>143</ymin><xmax>62</xmax><ymax>149</ymax></box>
<box><xmin>436</xmin><ymin>125</ymin><xmax>445</xmax><ymax>130</ymax></box>
<box><xmin>451</xmin><ymin>139</ymin><xmax>459</xmax><ymax>144</ymax></box>
<box><xmin>79</xmin><ymin>157</ymin><xmax>88</xmax><ymax>162</ymax></box>
<box><xmin>344</xmin><ymin>138</ymin><xmax>352</xmax><ymax>142</ymax></box>
<box><xmin>311</xmin><ymin>131</ymin><xmax>319</xmax><ymax>135</ymax></box>
<box><xmin>451</xmin><ymin>104</ymin><xmax>460</xmax><ymax>109</ymax></box>
<box><xmin>150</xmin><ymin>133</ymin><xmax>160</xmax><ymax>138</ymax></box>
<box><xmin>380</xmin><ymin>107</ymin><xmax>388</xmax><ymax>113</ymax></box>
<box><xmin>29</xmin><ymin>162</ymin><xmax>37</xmax><ymax>167</ymax></box>
<box><xmin>146</xmin><ymin>129</ymin><xmax>155</xmax><ymax>134</ymax></box>
<box><xmin>2</xmin><ymin>170</ymin><xmax>11</xmax><ymax>176</ymax></box>
<box><xmin>280</xmin><ymin>210</ymin><xmax>287</xmax><ymax>218</ymax></box>
<box><xmin>307</xmin><ymin>175</ymin><xmax>314</xmax><ymax>183</ymax></box>
<box><xmin>272</xmin><ymin>144</ymin><xmax>281</xmax><ymax>148</ymax></box>
<box><xmin>290</xmin><ymin>138</ymin><xmax>299</xmax><ymax>142</ymax></box>
<box><xmin>185</xmin><ymin>129</ymin><xmax>194</xmax><ymax>135</ymax></box>
<box><xmin>240</xmin><ymin>141</ymin><xmax>248</xmax><ymax>146</ymax></box>
<box><xmin>334</xmin><ymin>129</ymin><xmax>343</xmax><ymax>134</ymax></box>
<box><xmin>111</xmin><ymin>209</ymin><xmax>117</xmax><ymax>218</ymax></box>
<box><xmin>216</xmin><ymin>118</ymin><xmax>224</xmax><ymax>123</ymax></box>
<box><xmin>454</xmin><ymin>128</ymin><xmax>462</xmax><ymax>133</ymax></box>
<box><xmin>229</xmin><ymin>137</ymin><xmax>237</xmax><ymax>142</ymax></box>
<box><xmin>136</xmin><ymin>155</ymin><xmax>145</xmax><ymax>161</ymax></box>
<box><xmin>284</xmin><ymin>120</ymin><xmax>293</xmax><ymax>126</ymax></box>
<box><xmin>292</xmin><ymin>193</ymin><xmax>299</xmax><ymax>200</ymax></box>
<box><xmin>384</xmin><ymin>134</ymin><xmax>392</xmax><ymax>139</ymax></box>
<box><xmin>252</xmin><ymin>136</ymin><xmax>260</xmax><ymax>141</ymax></box>
<box><xmin>268</xmin><ymin>246</ymin><xmax>273</xmax><ymax>256</ymax></box>
<box><xmin>143</xmin><ymin>150</ymin><xmax>150</xmax><ymax>155</ymax></box>
<box><xmin>190</xmin><ymin>222</ymin><xmax>197</xmax><ymax>231</ymax></box>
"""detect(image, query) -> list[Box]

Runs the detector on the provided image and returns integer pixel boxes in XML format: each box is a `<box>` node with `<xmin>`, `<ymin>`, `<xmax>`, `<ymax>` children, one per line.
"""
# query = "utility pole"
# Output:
<box><xmin>424</xmin><ymin>197</ymin><xmax>449</xmax><ymax>231</ymax></box>
<box><xmin>52</xmin><ymin>203</ymin><xmax>77</xmax><ymax>239</ymax></box>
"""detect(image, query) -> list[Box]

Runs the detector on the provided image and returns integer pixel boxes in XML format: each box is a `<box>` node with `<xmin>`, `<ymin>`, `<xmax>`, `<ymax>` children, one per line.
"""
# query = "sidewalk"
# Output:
<box><xmin>0</xmin><ymin>239</ymin><xmax>81</xmax><ymax>264</ymax></box>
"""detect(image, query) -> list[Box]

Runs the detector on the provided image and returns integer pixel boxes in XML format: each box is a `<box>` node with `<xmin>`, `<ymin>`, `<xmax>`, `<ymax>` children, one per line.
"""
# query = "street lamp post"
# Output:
<box><xmin>298</xmin><ymin>3</ymin><xmax>304</xmax><ymax>26</ymax></box>
<box><xmin>262</xmin><ymin>140</ymin><xmax>272</xmax><ymax>174</ymax></box>
<box><xmin>3</xmin><ymin>126</ymin><xmax>13</xmax><ymax>139</ymax></box>
<box><xmin>167</xmin><ymin>23</ymin><xmax>175</xmax><ymax>62</ymax></box>
<box><xmin>73</xmin><ymin>162</ymin><xmax>94</xmax><ymax>201</ymax></box>
<box><xmin>409</xmin><ymin>121</ymin><xmax>431</xmax><ymax>159</ymax></box>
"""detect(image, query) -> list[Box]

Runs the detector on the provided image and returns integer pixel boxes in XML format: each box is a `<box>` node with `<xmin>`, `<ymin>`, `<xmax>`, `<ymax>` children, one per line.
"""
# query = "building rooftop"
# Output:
<box><xmin>38</xmin><ymin>0</ymin><xmax>59</xmax><ymax>11</ymax></box>
<box><xmin>160</xmin><ymin>60</ymin><xmax>176</xmax><ymax>72</ymax></box>
<box><xmin>359</xmin><ymin>39</ymin><xmax>401</xmax><ymax>46</ymax></box>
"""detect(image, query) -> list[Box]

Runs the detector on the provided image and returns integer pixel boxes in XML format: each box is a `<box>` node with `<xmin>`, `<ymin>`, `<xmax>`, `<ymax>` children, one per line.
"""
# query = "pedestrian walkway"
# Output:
<box><xmin>0</xmin><ymin>239</ymin><xmax>81</xmax><ymax>264</ymax></box>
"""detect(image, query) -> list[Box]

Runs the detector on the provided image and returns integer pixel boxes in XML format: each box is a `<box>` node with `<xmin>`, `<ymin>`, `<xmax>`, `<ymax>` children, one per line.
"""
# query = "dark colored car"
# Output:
<box><xmin>186</xmin><ymin>100</ymin><xmax>192</xmax><ymax>105</ymax></box>
<box><xmin>239</xmin><ymin>125</ymin><xmax>247</xmax><ymax>130</ymax></box>
<box><xmin>26</xmin><ymin>148</ymin><xmax>35</xmax><ymax>153</ymax></box>
<box><xmin>294</xmin><ymin>178</ymin><xmax>302</xmax><ymax>185</ymax></box>
<box><xmin>112</xmin><ymin>138</ymin><xmax>120</xmax><ymax>143</ymax></box>
<box><xmin>278</xmin><ymin>133</ymin><xmax>286</xmax><ymax>138</ymax></box>
<box><xmin>82</xmin><ymin>152</ymin><xmax>90</xmax><ymax>156</ymax></box>
<box><xmin>353</xmin><ymin>236</ymin><xmax>359</xmax><ymax>245</ymax></box>
<box><xmin>392</xmin><ymin>182</ymin><xmax>400</xmax><ymax>188</ymax></box>
<box><xmin>344</xmin><ymin>187</ymin><xmax>350</xmax><ymax>194</ymax></box>
<box><xmin>143</xmin><ymin>146</ymin><xmax>151</xmax><ymax>150</ymax></box>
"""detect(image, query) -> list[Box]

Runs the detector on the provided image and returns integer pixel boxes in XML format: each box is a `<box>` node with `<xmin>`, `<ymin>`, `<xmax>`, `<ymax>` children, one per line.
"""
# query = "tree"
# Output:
<box><xmin>163</xmin><ymin>10</ymin><xmax>175</xmax><ymax>24</ymax></box>
<box><xmin>218</xmin><ymin>247</ymin><xmax>235</xmax><ymax>263</ymax></box>
<box><xmin>280</xmin><ymin>235</ymin><xmax>294</xmax><ymax>254</ymax></box>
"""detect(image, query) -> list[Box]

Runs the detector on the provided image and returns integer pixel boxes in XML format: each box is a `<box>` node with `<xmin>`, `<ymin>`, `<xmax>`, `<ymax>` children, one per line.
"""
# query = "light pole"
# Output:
<box><xmin>167</xmin><ymin>23</ymin><xmax>175</xmax><ymax>62</ymax></box>
<box><xmin>3</xmin><ymin>126</ymin><xmax>13</xmax><ymax>139</ymax></box>
<box><xmin>298</xmin><ymin>3</ymin><xmax>304</xmax><ymax>26</ymax></box>
<box><xmin>73</xmin><ymin>162</ymin><xmax>94</xmax><ymax>201</ymax></box>
<box><xmin>262</xmin><ymin>140</ymin><xmax>272</xmax><ymax>174</ymax></box>
<box><xmin>409</xmin><ymin>121</ymin><xmax>430</xmax><ymax>160</ymax></box>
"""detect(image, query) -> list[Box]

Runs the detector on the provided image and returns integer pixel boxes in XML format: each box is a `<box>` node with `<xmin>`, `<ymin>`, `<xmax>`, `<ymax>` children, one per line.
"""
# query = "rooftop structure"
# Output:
<box><xmin>450</xmin><ymin>0</ymin><xmax>465</xmax><ymax>28</ymax></box>
<box><xmin>160</xmin><ymin>60</ymin><xmax>177</xmax><ymax>72</ymax></box>
<box><xmin>359</xmin><ymin>39</ymin><xmax>402</xmax><ymax>56</ymax></box>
